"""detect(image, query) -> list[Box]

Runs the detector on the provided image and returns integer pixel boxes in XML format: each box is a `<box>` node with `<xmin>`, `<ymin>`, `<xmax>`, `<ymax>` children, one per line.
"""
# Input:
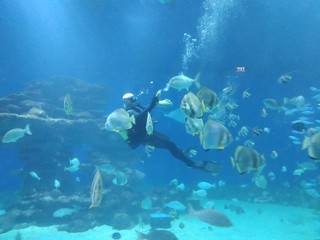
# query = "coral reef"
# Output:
<box><xmin>0</xmin><ymin>77</ymin><xmax>144</xmax><ymax>233</ymax></box>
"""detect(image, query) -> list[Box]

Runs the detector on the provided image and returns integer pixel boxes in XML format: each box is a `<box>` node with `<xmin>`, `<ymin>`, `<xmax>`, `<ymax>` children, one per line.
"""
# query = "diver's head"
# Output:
<box><xmin>122</xmin><ymin>93</ymin><xmax>137</xmax><ymax>109</ymax></box>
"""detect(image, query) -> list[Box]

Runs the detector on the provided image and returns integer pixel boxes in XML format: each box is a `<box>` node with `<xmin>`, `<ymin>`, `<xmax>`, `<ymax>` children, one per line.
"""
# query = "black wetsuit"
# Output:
<box><xmin>124</xmin><ymin>96</ymin><xmax>199</xmax><ymax>169</ymax></box>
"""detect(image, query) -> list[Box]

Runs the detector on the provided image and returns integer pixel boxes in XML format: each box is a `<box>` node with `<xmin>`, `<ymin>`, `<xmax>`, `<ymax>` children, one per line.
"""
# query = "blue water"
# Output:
<box><xmin>0</xmin><ymin>0</ymin><xmax>319</xmax><ymax>235</ymax></box>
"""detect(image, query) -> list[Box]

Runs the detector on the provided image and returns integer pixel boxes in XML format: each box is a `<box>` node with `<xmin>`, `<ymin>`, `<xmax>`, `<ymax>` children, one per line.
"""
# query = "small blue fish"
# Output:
<box><xmin>312</xmin><ymin>93</ymin><xmax>320</xmax><ymax>100</ymax></box>
<box><xmin>197</xmin><ymin>181</ymin><xmax>216</xmax><ymax>190</ymax></box>
<box><xmin>310</xmin><ymin>86</ymin><xmax>320</xmax><ymax>92</ymax></box>
<box><xmin>291</xmin><ymin>130</ymin><xmax>304</xmax><ymax>135</ymax></box>
<box><xmin>292</xmin><ymin>119</ymin><xmax>313</xmax><ymax>125</ymax></box>
<box><xmin>29</xmin><ymin>171</ymin><xmax>41</xmax><ymax>180</ymax></box>
<box><xmin>297</xmin><ymin>116</ymin><xmax>309</xmax><ymax>121</ymax></box>
<box><xmin>54</xmin><ymin>179</ymin><xmax>60</xmax><ymax>189</ymax></box>
<box><xmin>289</xmin><ymin>136</ymin><xmax>300</xmax><ymax>141</ymax></box>
<box><xmin>302</xmin><ymin>111</ymin><xmax>314</xmax><ymax>115</ymax></box>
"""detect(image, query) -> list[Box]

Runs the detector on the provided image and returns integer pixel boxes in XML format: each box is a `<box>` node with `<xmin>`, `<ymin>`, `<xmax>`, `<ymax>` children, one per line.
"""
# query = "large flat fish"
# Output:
<box><xmin>200</xmin><ymin>120</ymin><xmax>233</xmax><ymax>150</ymax></box>
<box><xmin>188</xmin><ymin>204</ymin><xmax>232</xmax><ymax>227</ymax></box>
<box><xmin>180</xmin><ymin>92</ymin><xmax>204</xmax><ymax>118</ymax></box>
<box><xmin>105</xmin><ymin>108</ymin><xmax>135</xmax><ymax>132</ymax></box>
<box><xmin>136</xmin><ymin>230</ymin><xmax>178</xmax><ymax>240</ymax></box>
<box><xmin>231</xmin><ymin>146</ymin><xmax>265</xmax><ymax>174</ymax></box>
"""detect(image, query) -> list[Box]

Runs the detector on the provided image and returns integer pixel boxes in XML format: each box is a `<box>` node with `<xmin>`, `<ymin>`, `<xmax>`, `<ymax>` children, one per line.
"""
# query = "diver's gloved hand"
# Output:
<box><xmin>151</xmin><ymin>90</ymin><xmax>162</xmax><ymax>106</ymax></box>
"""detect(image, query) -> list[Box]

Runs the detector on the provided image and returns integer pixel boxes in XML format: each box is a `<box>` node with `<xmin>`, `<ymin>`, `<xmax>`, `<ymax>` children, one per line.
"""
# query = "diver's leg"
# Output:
<box><xmin>148</xmin><ymin>132</ymin><xmax>217</xmax><ymax>172</ymax></box>
<box><xmin>149</xmin><ymin>132</ymin><xmax>196</xmax><ymax>168</ymax></box>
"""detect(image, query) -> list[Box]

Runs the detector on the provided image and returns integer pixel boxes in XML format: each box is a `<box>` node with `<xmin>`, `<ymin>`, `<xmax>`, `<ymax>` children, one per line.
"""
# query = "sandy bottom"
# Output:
<box><xmin>0</xmin><ymin>200</ymin><xmax>319</xmax><ymax>240</ymax></box>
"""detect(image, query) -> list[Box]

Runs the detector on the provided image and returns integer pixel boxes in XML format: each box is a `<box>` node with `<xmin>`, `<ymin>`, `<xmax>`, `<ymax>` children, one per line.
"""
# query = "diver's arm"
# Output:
<box><xmin>146</xmin><ymin>96</ymin><xmax>159</xmax><ymax>112</ymax></box>
<box><xmin>145</xmin><ymin>90</ymin><xmax>161</xmax><ymax>113</ymax></box>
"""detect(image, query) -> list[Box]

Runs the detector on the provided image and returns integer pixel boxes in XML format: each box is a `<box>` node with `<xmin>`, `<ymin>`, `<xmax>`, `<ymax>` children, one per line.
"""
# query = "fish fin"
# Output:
<box><xmin>95</xmin><ymin>165</ymin><xmax>101</xmax><ymax>171</ymax></box>
<box><xmin>217</xmin><ymin>145</ymin><xmax>225</xmax><ymax>150</ymax></box>
<box><xmin>25</xmin><ymin>124</ymin><xmax>32</xmax><ymax>135</ymax></box>
<box><xmin>163</xmin><ymin>83</ymin><xmax>170</xmax><ymax>92</ymax></box>
<box><xmin>302</xmin><ymin>136</ymin><xmax>310</xmax><ymax>150</ymax></box>
<box><xmin>194</xmin><ymin>72</ymin><xmax>201</xmax><ymax>89</ymax></box>
<box><xmin>199</xmin><ymin>132</ymin><xmax>203</xmax><ymax>144</ymax></box>
<box><xmin>230</xmin><ymin>157</ymin><xmax>235</xmax><ymax>167</ymax></box>
<box><xmin>118</xmin><ymin>131</ymin><xmax>129</xmax><ymax>141</ymax></box>
<box><xmin>130</xmin><ymin>115</ymin><xmax>136</xmax><ymax>125</ymax></box>
<box><xmin>135</xmin><ymin>230</ymin><xmax>145</xmax><ymax>240</ymax></box>
<box><xmin>201</xmin><ymin>100</ymin><xmax>206</xmax><ymax>113</ymax></box>
<box><xmin>187</xmin><ymin>203</ymin><xmax>196</xmax><ymax>216</ymax></box>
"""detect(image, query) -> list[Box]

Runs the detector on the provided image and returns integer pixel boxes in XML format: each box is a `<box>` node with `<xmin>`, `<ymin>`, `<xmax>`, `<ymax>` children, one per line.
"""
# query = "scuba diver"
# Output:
<box><xmin>120</xmin><ymin>91</ymin><xmax>215</xmax><ymax>172</ymax></box>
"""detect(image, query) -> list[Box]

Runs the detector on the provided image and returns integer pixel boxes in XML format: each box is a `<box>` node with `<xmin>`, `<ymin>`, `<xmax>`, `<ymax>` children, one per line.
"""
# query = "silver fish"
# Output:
<box><xmin>164</xmin><ymin>72</ymin><xmax>201</xmax><ymax>91</ymax></box>
<box><xmin>2</xmin><ymin>124</ymin><xmax>32</xmax><ymax>143</ymax></box>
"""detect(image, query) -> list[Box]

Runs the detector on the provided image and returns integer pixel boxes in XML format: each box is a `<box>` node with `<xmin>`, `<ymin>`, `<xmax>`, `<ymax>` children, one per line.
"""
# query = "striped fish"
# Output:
<box><xmin>89</xmin><ymin>168</ymin><xmax>103</xmax><ymax>208</ymax></box>
<box><xmin>180</xmin><ymin>92</ymin><xmax>204</xmax><ymax>118</ymax></box>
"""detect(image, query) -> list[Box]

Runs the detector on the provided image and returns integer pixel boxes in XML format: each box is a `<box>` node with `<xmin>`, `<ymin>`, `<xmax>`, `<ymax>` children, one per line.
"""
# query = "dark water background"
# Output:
<box><xmin>0</xmin><ymin>0</ymin><xmax>320</xmax><ymax>195</ymax></box>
